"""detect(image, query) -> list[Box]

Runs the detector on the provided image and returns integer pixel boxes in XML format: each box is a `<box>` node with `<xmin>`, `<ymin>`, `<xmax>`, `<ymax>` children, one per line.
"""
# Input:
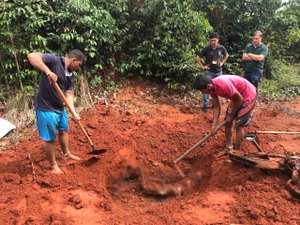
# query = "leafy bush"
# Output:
<box><xmin>1</xmin><ymin>0</ymin><xmax>300</xmax><ymax>99</ymax></box>
<box><xmin>260</xmin><ymin>62</ymin><xmax>300</xmax><ymax>101</ymax></box>
<box><xmin>119</xmin><ymin>0</ymin><xmax>211</xmax><ymax>83</ymax></box>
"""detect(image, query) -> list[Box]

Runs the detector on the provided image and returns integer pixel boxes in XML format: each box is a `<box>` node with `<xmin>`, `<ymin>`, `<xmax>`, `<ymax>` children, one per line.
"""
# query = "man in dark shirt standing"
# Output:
<box><xmin>28</xmin><ymin>50</ymin><xmax>84</xmax><ymax>174</ymax></box>
<box><xmin>196</xmin><ymin>32</ymin><xmax>229</xmax><ymax>112</ymax></box>
<box><xmin>242</xmin><ymin>30</ymin><xmax>268</xmax><ymax>89</ymax></box>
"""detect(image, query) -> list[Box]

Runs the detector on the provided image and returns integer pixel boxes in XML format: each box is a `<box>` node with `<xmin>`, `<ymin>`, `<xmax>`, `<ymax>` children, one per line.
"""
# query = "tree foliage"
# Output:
<box><xmin>118</xmin><ymin>0</ymin><xmax>211</xmax><ymax>81</ymax></box>
<box><xmin>0</xmin><ymin>0</ymin><xmax>300</xmax><ymax>97</ymax></box>
<box><xmin>0</xmin><ymin>0</ymin><xmax>51</xmax><ymax>91</ymax></box>
<box><xmin>279</xmin><ymin>0</ymin><xmax>300</xmax><ymax>62</ymax></box>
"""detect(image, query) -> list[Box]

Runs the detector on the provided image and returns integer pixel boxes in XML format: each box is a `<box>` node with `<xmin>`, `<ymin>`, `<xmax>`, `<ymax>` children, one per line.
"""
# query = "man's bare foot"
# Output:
<box><xmin>63</xmin><ymin>152</ymin><xmax>81</xmax><ymax>160</ymax></box>
<box><xmin>216</xmin><ymin>145</ymin><xmax>234</xmax><ymax>157</ymax></box>
<box><xmin>68</xmin><ymin>153</ymin><xmax>81</xmax><ymax>160</ymax></box>
<box><xmin>51</xmin><ymin>164</ymin><xmax>63</xmax><ymax>174</ymax></box>
<box><xmin>216</xmin><ymin>149</ymin><xmax>229</xmax><ymax>157</ymax></box>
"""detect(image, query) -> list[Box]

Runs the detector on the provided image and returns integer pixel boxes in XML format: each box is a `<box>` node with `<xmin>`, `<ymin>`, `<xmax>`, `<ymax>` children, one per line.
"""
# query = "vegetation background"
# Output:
<box><xmin>0</xmin><ymin>0</ymin><xmax>300</xmax><ymax>120</ymax></box>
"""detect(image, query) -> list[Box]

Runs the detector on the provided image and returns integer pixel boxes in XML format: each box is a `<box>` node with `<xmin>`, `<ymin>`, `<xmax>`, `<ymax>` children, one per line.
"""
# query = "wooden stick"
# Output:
<box><xmin>28</xmin><ymin>154</ymin><xmax>36</xmax><ymax>182</ymax></box>
<box><xmin>175</xmin><ymin>121</ymin><xmax>226</xmax><ymax>163</ymax></box>
<box><xmin>256</xmin><ymin>131</ymin><xmax>300</xmax><ymax>135</ymax></box>
<box><xmin>52</xmin><ymin>82</ymin><xmax>95</xmax><ymax>148</ymax></box>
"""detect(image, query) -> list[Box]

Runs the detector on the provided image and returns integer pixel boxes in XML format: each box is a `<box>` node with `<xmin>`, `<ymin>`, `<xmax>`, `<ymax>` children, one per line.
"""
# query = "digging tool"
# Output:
<box><xmin>52</xmin><ymin>82</ymin><xmax>107</xmax><ymax>155</ymax></box>
<box><xmin>175</xmin><ymin>120</ymin><xmax>226</xmax><ymax>164</ymax></box>
<box><xmin>28</xmin><ymin>154</ymin><xmax>37</xmax><ymax>182</ymax></box>
<box><xmin>255</xmin><ymin>131</ymin><xmax>300</xmax><ymax>135</ymax></box>
<box><xmin>244</xmin><ymin>134</ymin><xmax>264</xmax><ymax>152</ymax></box>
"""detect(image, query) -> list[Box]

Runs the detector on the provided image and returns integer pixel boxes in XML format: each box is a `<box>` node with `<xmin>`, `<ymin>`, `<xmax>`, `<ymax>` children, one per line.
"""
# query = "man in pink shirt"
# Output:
<box><xmin>193</xmin><ymin>75</ymin><xmax>256</xmax><ymax>151</ymax></box>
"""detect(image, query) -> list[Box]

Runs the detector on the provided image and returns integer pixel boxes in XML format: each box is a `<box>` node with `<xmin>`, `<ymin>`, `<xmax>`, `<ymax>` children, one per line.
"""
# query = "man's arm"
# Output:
<box><xmin>221</xmin><ymin>53</ymin><xmax>229</xmax><ymax>66</ymax></box>
<box><xmin>242</xmin><ymin>53</ymin><xmax>254</xmax><ymax>61</ymax></box>
<box><xmin>226</xmin><ymin>92</ymin><xmax>243</xmax><ymax>123</ymax></box>
<box><xmin>66</xmin><ymin>90</ymin><xmax>80</xmax><ymax>120</ymax></box>
<box><xmin>242</xmin><ymin>45</ymin><xmax>253</xmax><ymax>61</ymax></box>
<box><xmin>196</xmin><ymin>55</ymin><xmax>209</xmax><ymax>70</ymax></box>
<box><xmin>244</xmin><ymin>53</ymin><xmax>265</xmax><ymax>62</ymax></box>
<box><xmin>27</xmin><ymin>52</ymin><xmax>57</xmax><ymax>82</ymax></box>
<box><xmin>28</xmin><ymin>52</ymin><xmax>52</xmax><ymax>75</ymax></box>
<box><xmin>211</xmin><ymin>96</ymin><xmax>221</xmax><ymax>129</ymax></box>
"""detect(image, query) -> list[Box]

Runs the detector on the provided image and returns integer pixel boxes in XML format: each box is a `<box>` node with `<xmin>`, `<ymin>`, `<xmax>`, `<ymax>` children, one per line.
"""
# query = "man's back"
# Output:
<box><xmin>210</xmin><ymin>75</ymin><xmax>256</xmax><ymax>101</ymax></box>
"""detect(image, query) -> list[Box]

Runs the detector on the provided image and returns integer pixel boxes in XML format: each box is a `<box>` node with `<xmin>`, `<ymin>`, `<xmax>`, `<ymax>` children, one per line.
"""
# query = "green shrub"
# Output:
<box><xmin>260</xmin><ymin>62</ymin><xmax>300</xmax><ymax>101</ymax></box>
<box><xmin>119</xmin><ymin>0</ymin><xmax>211</xmax><ymax>83</ymax></box>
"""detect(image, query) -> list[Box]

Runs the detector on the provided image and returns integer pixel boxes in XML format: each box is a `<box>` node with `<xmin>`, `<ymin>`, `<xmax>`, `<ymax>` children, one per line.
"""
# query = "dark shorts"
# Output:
<box><xmin>235</xmin><ymin>98</ymin><xmax>256</xmax><ymax>127</ymax></box>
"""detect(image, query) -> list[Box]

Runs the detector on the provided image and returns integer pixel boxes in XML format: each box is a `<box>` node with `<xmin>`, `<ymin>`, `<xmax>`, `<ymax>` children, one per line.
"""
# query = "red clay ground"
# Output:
<box><xmin>0</xmin><ymin>80</ymin><xmax>300</xmax><ymax>225</ymax></box>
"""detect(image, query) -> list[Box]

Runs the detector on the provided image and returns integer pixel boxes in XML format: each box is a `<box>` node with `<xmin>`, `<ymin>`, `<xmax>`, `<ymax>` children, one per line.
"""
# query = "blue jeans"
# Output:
<box><xmin>203</xmin><ymin>71</ymin><xmax>222</xmax><ymax>108</ymax></box>
<box><xmin>243</xmin><ymin>71</ymin><xmax>262</xmax><ymax>89</ymax></box>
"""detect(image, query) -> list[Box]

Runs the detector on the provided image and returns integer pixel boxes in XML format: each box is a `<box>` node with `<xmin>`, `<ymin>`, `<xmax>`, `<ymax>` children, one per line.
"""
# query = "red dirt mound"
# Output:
<box><xmin>0</xmin><ymin>81</ymin><xmax>300</xmax><ymax>225</ymax></box>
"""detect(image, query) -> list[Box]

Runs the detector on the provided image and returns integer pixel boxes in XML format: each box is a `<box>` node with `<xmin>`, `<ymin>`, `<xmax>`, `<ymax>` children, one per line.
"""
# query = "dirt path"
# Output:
<box><xmin>0</xmin><ymin>81</ymin><xmax>299</xmax><ymax>225</ymax></box>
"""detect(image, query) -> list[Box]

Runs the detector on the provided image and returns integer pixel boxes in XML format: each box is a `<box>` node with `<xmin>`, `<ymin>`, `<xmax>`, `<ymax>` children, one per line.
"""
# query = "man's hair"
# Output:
<box><xmin>253</xmin><ymin>30</ymin><xmax>263</xmax><ymax>37</ymax></box>
<box><xmin>67</xmin><ymin>49</ymin><xmax>85</xmax><ymax>62</ymax></box>
<box><xmin>209</xmin><ymin>32</ymin><xmax>220</xmax><ymax>39</ymax></box>
<box><xmin>193</xmin><ymin>75</ymin><xmax>212</xmax><ymax>90</ymax></box>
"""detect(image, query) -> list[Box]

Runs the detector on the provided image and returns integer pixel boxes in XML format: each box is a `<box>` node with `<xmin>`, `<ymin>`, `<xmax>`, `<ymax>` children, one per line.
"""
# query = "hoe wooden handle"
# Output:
<box><xmin>256</xmin><ymin>131</ymin><xmax>300</xmax><ymax>135</ymax></box>
<box><xmin>52</xmin><ymin>82</ymin><xmax>94</xmax><ymax>147</ymax></box>
<box><xmin>175</xmin><ymin>120</ymin><xmax>226</xmax><ymax>163</ymax></box>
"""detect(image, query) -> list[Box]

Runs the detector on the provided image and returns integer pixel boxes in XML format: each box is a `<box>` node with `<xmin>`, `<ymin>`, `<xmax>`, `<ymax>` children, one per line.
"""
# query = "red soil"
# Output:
<box><xmin>0</xmin><ymin>81</ymin><xmax>300</xmax><ymax>225</ymax></box>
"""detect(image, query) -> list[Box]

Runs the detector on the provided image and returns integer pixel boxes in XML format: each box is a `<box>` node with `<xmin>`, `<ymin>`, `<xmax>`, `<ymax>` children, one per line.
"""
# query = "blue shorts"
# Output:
<box><xmin>35</xmin><ymin>108</ymin><xmax>69</xmax><ymax>141</ymax></box>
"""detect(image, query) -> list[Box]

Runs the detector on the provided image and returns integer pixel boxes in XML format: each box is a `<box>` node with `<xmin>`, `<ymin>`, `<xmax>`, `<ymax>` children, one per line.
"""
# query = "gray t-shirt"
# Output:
<box><xmin>35</xmin><ymin>53</ymin><xmax>75</xmax><ymax>111</ymax></box>
<box><xmin>197</xmin><ymin>44</ymin><xmax>228</xmax><ymax>73</ymax></box>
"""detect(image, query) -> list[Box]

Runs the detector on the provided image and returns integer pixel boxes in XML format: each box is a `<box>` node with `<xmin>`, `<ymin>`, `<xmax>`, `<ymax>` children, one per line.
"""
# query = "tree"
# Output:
<box><xmin>118</xmin><ymin>0</ymin><xmax>211</xmax><ymax>82</ymax></box>
<box><xmin>0</xmin><ymin>0</ymin><xmax>51</xmax><ymax>91</ymax></box>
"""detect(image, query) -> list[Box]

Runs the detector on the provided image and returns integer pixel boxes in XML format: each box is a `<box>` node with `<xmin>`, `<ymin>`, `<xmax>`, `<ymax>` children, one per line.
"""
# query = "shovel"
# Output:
<box><xmin>53</xmin><ymin>82</ymin><xmax>107</xmax><ymax>155</ymax></box>
<box><xmin>244</xmin><ymin>133</ymin><xmax>264</xmax><ymax>152</ymax></box>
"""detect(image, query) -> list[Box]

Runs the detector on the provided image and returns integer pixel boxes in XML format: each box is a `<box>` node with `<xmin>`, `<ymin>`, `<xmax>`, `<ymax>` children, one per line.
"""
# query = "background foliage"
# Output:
<box><xmin>0</xmin><ymin>0</ymin><xmax>300</xmax><ymax>103</ymax></box>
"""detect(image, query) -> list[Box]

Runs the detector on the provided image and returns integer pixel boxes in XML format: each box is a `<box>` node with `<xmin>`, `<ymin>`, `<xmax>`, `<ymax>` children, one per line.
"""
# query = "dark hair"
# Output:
<box><xmin>193</xmin><ymin>75</ymin><xmax>212</xmax><ymax>90</ymax></box>
<box><xmin>209</xmin><ymin>32</ymin><xmax>220</xmax><ymax>39</ymax></box>
<box><xmin>68</xmin><ymin>49</ymin><xmax>85</xmax><ymax>62</ymax></box>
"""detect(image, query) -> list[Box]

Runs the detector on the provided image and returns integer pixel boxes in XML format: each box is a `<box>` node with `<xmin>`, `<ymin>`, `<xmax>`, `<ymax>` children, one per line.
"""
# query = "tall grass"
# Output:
<box><xmin>259</xmin><ymin>61</ymin><xmax>300</xmax><ymax>101</ymax></box>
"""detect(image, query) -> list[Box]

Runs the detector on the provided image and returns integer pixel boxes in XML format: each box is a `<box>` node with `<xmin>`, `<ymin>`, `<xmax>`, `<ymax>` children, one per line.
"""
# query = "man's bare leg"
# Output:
<box><xmin>58</xmin><ymin>130</ymin><xmax>81</xmax><ymax>160</ymax></box>
<box><xmin>225</xmin><ymin>122</ymin><xmax>233</xmax><ymax>148</ymax></box>
<box><xmin>45</xmin><ymin>141</ymin><xmax>63</xmax><ymax>173</ymax></box>
<box><xmin>217</xmin><ymin>122</ymin><xmax>234</xmax><ymax>157</ymax></box>
<box><xmin>235</xmin><ymin>126</ymin><xmax>244</xmax><ymax>150</ymax></box>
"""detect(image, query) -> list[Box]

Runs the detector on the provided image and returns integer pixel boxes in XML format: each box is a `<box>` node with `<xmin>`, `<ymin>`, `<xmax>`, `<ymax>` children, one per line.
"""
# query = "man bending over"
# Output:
<box><xmin>193</xmin><ymin>75</ymin><xmax>256</xmax><ymax>151</ymax></box>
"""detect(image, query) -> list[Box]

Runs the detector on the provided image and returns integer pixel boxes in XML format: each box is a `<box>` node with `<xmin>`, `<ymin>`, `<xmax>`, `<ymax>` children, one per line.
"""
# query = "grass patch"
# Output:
<box><xmin>259</xmin><ymin>62</ymin><xmax>300</xmax><ymax>101</ymax></box>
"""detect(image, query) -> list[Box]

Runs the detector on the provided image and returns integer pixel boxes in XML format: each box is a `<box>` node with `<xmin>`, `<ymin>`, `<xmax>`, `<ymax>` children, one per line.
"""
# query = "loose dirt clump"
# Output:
<box><xmin>0</xmin><ymin>80</ymin><xmax>300</xmax><ymax>225</ymax></box>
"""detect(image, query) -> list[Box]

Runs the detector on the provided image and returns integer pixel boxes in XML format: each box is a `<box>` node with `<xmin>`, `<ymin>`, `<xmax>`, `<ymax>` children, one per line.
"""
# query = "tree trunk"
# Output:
<box><xmin>9</xmin><ymin>35</ymin><xmax>23</xmax><ymax>91</ymax></box>
<box><xmin>78</xmin><ymin>73</ymin><xmax>93</xmax><ymax>108</ymax></box>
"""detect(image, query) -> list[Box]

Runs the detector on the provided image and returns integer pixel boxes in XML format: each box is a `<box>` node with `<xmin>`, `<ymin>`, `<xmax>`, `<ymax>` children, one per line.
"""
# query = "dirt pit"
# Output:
<box><xmin>0</xmin><ymin>81</ymin><xmax>300</xmax><ymax>225</ymax></box>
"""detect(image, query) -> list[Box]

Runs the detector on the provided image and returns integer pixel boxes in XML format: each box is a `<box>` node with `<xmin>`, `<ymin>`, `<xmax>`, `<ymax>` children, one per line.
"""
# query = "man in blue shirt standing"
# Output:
<box><xmin>28</xmin><ymin>50</ymin><xmax>84</xmax><ymax>174</ymax></box>
<box><xmin>196</xmin><ymin>32</ymin><xmax>229</xmax><ymax>112</ymax></box>
<box><xmin>242</xmin><ymin>30</ymin><xmax>269</xmax><ymax>89</ymax></box>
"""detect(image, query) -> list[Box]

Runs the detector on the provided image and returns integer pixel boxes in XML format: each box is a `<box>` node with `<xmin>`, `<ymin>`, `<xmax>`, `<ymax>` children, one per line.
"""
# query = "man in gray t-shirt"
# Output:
<box><xmin>28</xmin><ymin>50</ymin><xmax>84</xmax><ymax>174</ymax></box>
